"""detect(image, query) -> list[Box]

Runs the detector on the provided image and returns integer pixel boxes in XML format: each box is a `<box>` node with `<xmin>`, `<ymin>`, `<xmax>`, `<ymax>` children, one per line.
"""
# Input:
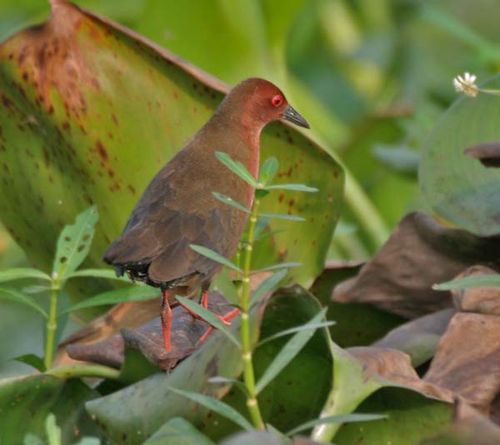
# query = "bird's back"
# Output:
<box><xmin>103</xmin><ymin>118</ymin><xmax>253</xmax><ymax>290</ymax></box>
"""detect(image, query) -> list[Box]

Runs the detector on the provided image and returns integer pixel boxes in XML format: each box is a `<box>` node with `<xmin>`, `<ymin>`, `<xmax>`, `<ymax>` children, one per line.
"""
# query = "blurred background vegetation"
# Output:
<box><xmin>0</xmin><ymin>0</ymin><xmax>498</xmax><ymax>377</ymax></box>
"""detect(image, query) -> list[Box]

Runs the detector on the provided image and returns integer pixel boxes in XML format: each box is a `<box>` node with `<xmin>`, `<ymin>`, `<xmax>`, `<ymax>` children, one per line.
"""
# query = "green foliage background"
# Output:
<box><xmin>0</xmin><ymin>0</ymin><xmax>498</xmax><ymax>385</ymax></box>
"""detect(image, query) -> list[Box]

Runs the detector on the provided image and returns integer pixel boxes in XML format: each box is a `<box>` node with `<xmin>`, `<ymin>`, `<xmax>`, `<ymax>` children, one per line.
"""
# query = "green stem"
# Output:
<box><xmin>46</xmin><ymin>363</ymin><xmax>121</xmax><ymax>380</ymax></box>
<box><xmin>240</xmin><ymin>197</ymin><xmax>265</xmax><ymax>430</ymax></box>
<box><xmin>44</xmin><ymin>281</ymin><xmax>60</xmax><ymax>370</ymax></box>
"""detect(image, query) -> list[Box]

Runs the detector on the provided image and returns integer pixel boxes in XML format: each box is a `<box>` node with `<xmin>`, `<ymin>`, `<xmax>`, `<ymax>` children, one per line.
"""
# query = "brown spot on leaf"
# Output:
<box><xmin>95</xmin><ymin>140</ymin><xmax>108</xmax><ymax>162</ymax></box>
<box><xmin>60</xmin><ymin>256</ymin><xmax>67</xmax><ymax>264</ymax></box>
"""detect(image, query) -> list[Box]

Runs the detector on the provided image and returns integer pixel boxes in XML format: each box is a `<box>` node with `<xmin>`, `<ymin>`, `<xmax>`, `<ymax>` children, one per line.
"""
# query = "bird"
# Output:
<box><xmin>103</xmin><ymin>78</ymin><xmax>309</xmax><ymax>352</ymax></box>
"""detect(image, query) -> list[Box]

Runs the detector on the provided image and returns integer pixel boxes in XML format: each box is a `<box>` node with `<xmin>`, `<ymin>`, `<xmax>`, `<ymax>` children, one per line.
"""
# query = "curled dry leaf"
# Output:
<box><xmin>333</xmin><ymin>212</ymin><xmax>500</xmax><ymax>318</ymax></box>
<box><xmin>424</xmin><ymin>312</ymin><xmax>500</xmax><ymax>414</ymax></box>
<box><xmin>66</xmin><ymin>291</ymin><xmax>236</xmax><ymax>371</ymax></box>
<box><xmin>347</xmin><ymin>346</ymin><xmax>454</xmax><ymax>403</ymax></box>
<box><xmin>464</xmin><ymin>142</ymin><xmax>500</xmax><ymax>168</ymax></box>
<box><xmin>56</xmin><ymin>299</ymin><xmax>159</xmax><ymax>366</ymax></box>
<box><xmin>373</xmin><ymin>308</ymin><xmax>455</xmax><ymax>366</ymax></box>
<box><xmin>450</xmin><ymin>265</ymin><xmax>500</xmax><ymax>315</ymax></box>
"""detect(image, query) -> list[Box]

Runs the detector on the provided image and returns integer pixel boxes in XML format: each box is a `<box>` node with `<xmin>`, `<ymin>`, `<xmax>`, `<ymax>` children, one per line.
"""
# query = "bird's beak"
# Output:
<box><xmin>282</xmin><ymin>105</ymin><xmax>310</xmax><ymax>129</ymax></box>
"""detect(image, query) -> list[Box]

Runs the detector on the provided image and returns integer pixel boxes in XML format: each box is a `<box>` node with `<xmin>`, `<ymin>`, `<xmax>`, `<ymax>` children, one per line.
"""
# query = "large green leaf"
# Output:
<box><xmin>85</xmin><ymin>322</ymin><xmax>243</xmax><ymax>444</ymax></box>
<box><xmin>0</xmin><ymin>0</ymin><xmax>343</xmax><ymax>291</ymax></box>
<box><xmin>200</xmin><ymin>288</ymin><xmax>332</xmax><ymax>442</ymax></box>
<box><xmin>0</xmin><ymin>374</ymin><xmax>98</xmax><ymax>444</ymax></box>
<box><xmin>420</xmin><ymin>75</ymin><xmax>500</xmax><ymax>236</ymax></box>
<box><xmin>144</xmin><ymin>417</ymin><xmax>215</xmax><ymax>445</ymax></box>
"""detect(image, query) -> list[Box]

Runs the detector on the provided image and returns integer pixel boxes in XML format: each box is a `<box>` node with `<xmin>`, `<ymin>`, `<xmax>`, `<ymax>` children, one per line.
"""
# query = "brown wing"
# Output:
<box><xmin>103</xmin><ymin>160</ymin><xmax>243</xmax><ymax>285</ymax></box>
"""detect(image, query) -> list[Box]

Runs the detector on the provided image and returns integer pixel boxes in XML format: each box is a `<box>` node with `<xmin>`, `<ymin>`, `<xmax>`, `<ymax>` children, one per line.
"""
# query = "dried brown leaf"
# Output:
<box><xmin>333</xmin><ymin>212</ymin><xmax>500</xmax><ymax>318</ymax></box>
<box><xmin>347</xmin><ymin>346</ymin><xmax>454</xmax><ymax>403</ymax></box>
<box><xmin>451</xmin><ymin>265</ymin><xmax>500</xmax><ymax>315</ymax></box>
<box><xmin>424</xmin><ymin>313</ymin><xmax>500</xmax><ymax>414</ymax></box>
<box><xmin>464</xmin><ymin>142</ymin><xmax>500</xmax><ymax>168</ymax></box>
<box><xmin>65</xmin><ymin>291</ymin><xmax>236</xmax><ymax>371</ymax></box>
<box><xmin>374</xmin><ymin>308</ymin><xmax>455</xmax><ymax>366</ymax></box>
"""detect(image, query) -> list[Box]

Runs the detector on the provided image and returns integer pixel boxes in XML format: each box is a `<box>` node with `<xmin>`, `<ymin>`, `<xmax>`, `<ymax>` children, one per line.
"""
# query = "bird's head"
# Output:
<box><xmin>224</xmin><ymin>78</ymin><xmax>310</xmax><ymax>130</ymax></box>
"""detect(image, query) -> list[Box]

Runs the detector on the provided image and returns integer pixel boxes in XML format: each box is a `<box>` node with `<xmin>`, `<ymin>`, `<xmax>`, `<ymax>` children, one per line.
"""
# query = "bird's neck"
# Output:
<box><xmin>209</xmin><ymin>111</ymin><xmax>263</xmax><ymax>180</ymax></box>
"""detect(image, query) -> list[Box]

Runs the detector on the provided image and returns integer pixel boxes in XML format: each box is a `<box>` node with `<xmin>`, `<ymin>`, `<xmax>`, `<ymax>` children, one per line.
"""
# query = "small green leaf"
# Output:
<box><xmin>13</xmin><ymin>354</ymin><xmax>46</xmax><ymax>372</ymax></box>
<box><xmin>190</xmin><ymin>244</ymin><xmax>242</xmax><ymax>272</ymax></box>
<box><xmin>259</xmin><ymin>213</ymin><xmax>305</xmax><ymax>222</ymax></box>
<box><xmin>215</xmin><ymin>151</ymin><xmax>259</xmax><ymax>188</ymax></box>
<box><xmin>256</xmin><ymin>309</ymin><xmax>326</xmax><ymax>394</ymax></box>
<box><xmin>254</xmin><ymin>262</ymin><xmax>301</xmax><ymax>273</ymax></box>
<box><xmin>175</xmin><ymin>296</ymin><xmax>241</xmax><ymax>348</ymax></box>
<box><xmin>62</xmin><ymin>286</ymin><xmax>159</xmax><ymax>314</ymax></box>
<box><xmin>433</xmin><ymin>274</ymin><xmax>500</xmax><ymax>290</ymax></box>
<box><xmin>66</xmin><ymin>268</ymin><xmax>129</xmax><ymax>281</ymax></box>
<box><xmin>257</xmin><ymin>321</ymin><xmax>336</xmax><ymax>347</ymax></box>
<box><xmin>250</xmin><ymin>269</ymin><xmax>288</xmax><ymax>307</ymax></box>
<box><xmin>259</xmin><ymin>157</ymin><xmax>279</xmax><ymax>185</ymax></box>
<box><xmin>264</xmin><ymin>184</ymin><xmax>318</xmax><ymax>192</ymax></box>
<box><xmin>23</xmin><ymin>285</ymin><xmax>51</xmax><ymax>294</ymax></box>
<box><xmin>208</xmin><ymin>376</ymin><xmax>248</xmax><ymax>396</ymax></box>
<box><xmin>286</xmin><ymin>413</ymin><xmax>388</xmax><ymax>436</ymax></box>
<box><xmin>0</xmin><ymin>287</ymin><xmax>47</xmax><ymax>317</ymax></box>
<box><xmin>212</xmin><ymin>269</ymin><xmax>240</xmax><ymax>305</ymax></box>
<box><xmin>212</xmin><ymin>192</ymin><xmax>250</xmax><ymax>213</ymax></box>
<box><xmin>167</xmin><ymin>387</ymin><xmax>253</xmax><ymax>431</ymax></box>
<box><xmin>0</xmin><ymin>268</ymin><xmax>51</xmax><ymax>284</ymax></box>
<box><xmin>52</xmin><ymin>206</ymin><xmax>99</xmax><ymax>281</ymax></box>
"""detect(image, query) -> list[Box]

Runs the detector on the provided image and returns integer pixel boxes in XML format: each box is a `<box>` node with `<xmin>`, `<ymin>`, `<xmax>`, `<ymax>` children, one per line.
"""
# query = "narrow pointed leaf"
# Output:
<box><xmin>264</xmin><ymin>184</ymin><xmax>318</xmax><ymax>192</ymax></box>
<box><xmin>175</xmin><ymin>296</ymin><xmax>241</xmax><ymax>348</ymax></box>
<box><xmin>254</xmin><ymin>262</ymin><xmax>301</xmax><ymax>273</ymax></box>
<box><xmin>52</xmin><ymin>206</ymin><xmax>98</xmax><ymax>281</ymax></box>
<box><xmin>212</xmin><ymin>192</ymin><xmax>250</xmax><ymax>213</ymax></box>
<box><xmin>214</xmin><ymin>151</ymin><xmax>259</xmax><ymax>188</ymax></box>
<box><xmin>208</xmin><ymin>377</ymin><xmax>248</xmax><ymax>396</ymax></box>
<box><xmin>259</xmin><ymin>213</ymin><xmax>305</xmax><ymax>222</ymax></box>
<box><xmin>13</xmin><ymin>354</ymin><xmax>46</xmax><ymax>372</ymax></box>
<box><xmin>66</xmin><ymin>269</ymin><xmax>129</xmax><ymax>281</ymax></box>
<box><xmin>167</xmin><ymin>387</ymin><xmax>253</xmax><ymax>431</ymax></box>
<box><xmin>190</xmin><ymin>244</ymin><xmax>242</xmax><ymax>272</ymax></box>
<box><xmin>256</xmin><ymin>309</ymin><xmax>326</xmax><ymax>394</ymax></box>
<box><xmin>0</xmin><ymin>288</ymin><xmax>47</xmax><ymax>317</ymax></box>
<box><xmin>250</xmin><ymin>269</ymin><xmax>288</xmax><ymax>306</ymax></box>
<box><xmin>259</xmin><ymin>157</ymin><xmax>279</xmax><ymax>185</ymax></box>
<box><xmin>0</xmin><ymin>268</ymin><xmax>50</xmax><ymax>283</ymax></box>
<box><xmin>212</xmin><ymin>269</ymin><xmax>240</xmax><ymax>305</ymax></box>
<box><xmin>433</xmin><ymin>274</ymin><xmax>500</xmax><ymax>290</ymax></box>
<box><xmin>62</xmin><ymin>286</ymin><xmax>159</xmax><ymax>314</ymax></box>
<box><xmin>286</xmin><ymin>413</ymin><xmax>387</xmax><ymax>436</ymax></box>
<box><xmin>257</xmin><ymin>321</ymin><xmax>336</xmax><ymax>347</ymax></box>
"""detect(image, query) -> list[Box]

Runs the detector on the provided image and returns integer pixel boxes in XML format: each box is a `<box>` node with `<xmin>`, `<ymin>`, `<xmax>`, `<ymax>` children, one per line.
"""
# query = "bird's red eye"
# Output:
<box><xmin>271</xmin><ymin>95</ymin><xmax>283</xmax><ymax>107</ymax></box>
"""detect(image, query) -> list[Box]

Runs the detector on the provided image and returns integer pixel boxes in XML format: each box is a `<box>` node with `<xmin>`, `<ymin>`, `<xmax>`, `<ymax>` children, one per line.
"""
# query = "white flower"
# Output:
<box><xmin>453</xmin><ymin>72</ymin><xmax>479</xmax><ymax>97</ymax></box>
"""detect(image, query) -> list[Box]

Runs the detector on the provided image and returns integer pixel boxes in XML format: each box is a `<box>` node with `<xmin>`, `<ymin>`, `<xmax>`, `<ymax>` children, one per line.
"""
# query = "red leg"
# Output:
<box><xmin>197</xmin><ymin>307</ymin><xmax>241</xmax><ymax>345</ymax></box>
<box><xmin>177</xmin><ymin>291</ymin><xmax>234</xmax><ymax>326</ymax></box>
<box><xmin>201</xmin><ymin>290</ymin><xmax>209</xmax><ymax>309</ymax></box>
<box><xmin>161</xmin><ymin>290</ymin><xmax>173</xmax><ymax>352</ymax></box>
